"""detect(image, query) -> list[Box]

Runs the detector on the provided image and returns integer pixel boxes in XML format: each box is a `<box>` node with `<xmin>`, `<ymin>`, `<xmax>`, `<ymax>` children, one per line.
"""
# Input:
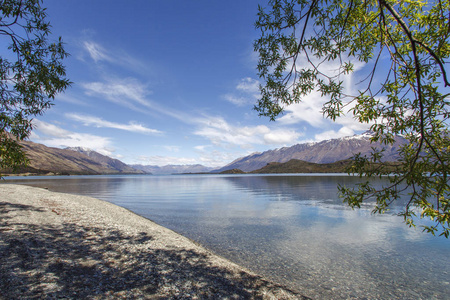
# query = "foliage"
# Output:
<box><xmin>0</xmin><ymin>0</ymin><xmax>70</xmax><ymax>175</ymax></box>
<box><xmin>254</xmin><ymin>0</ymin><xmax>450</xmax><ymax>237</ymax></box>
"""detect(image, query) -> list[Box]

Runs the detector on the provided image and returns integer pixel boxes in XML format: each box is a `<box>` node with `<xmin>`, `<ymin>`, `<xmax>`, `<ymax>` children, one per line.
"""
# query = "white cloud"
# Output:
<box><xmin>334</xmin><ymin>112</ymin><xmax>372</xmax><ymax>131</ymax></box>
<box><xmin>277</xmin><ymin>90</ymin><xmax>371</xmax><ymax>142</ymax></box>
<box><xmin>278</xmin><ymin>90</ymin><xmax>327</xmax><ymax>127</ymax></box>
<box><xmin>195</xmin><ymin>116</ymin><xmax>268</xmax><ymax>147</ymax></box>
<box><xmin>314</xmin><ymin>127</ymin><xmax>355</xmax><ymax>141</ymax></box>
<box><xmin>197</xmin><ymin>150</ymin><xmax>242</xmax><ymax>167</ymax></box>
<box><xmin>236</xmin><ymin>77</ymin><xmax>260</xmax><ymax>94</ymax></box>
<box><xmin>136</xmin><ymin>155</ymin><xmax>198</xmax><ymax>166</ymax></box>
<box><xmin>33</xmin><ymin>119</ymin><xmax>71</xmax><ymax>138</ymax></box>
<box><xmin>274</xmin><ymin>52</ymin><xmax>371</xmax><ymax>133</ymax></box>
<box><xmin>32</xmin><ymin>119</ymin><xmax>114</xmax><ymax>156</ymax></box>
<box><xmin>222</xmin><ymin>94</ymin><xmax>251</xmax><ymax>107</ymax></box>
<box><xmin>194</xmin><ymin>145</ymin><xmax>211</xmax><ymax>152</ymax></box>
<box><xmin>66</xmin><ymin>113</ymin><xmax>163</xmax><ymax>135</ymax></box>
<box><xmin>193</xmin><ymin>144</ymin><xmax>260</xmax><ymax>167</ymax></box>
<box><xmin>134</xmin><ymin>147</ymin><xmax>241</xmax><ymax>167</ymax></box>
<box><xmin>163</xmin><ymin>146</ymin><xmax>180</xmax><ymax>152</ymax></box>
<box><xmin>264</xmin><ymin>129</ymin><xmax>303</xmax><ymax>144</ymax></box>
<box><xmin>194</xmin><ymin>116</ymin><xmax>301</xmax><ymax>148</ymax></box>
<box><xmin>224</xmin><ymin>77</ymin><xmax>260</xmax><ymax>107</ymax></box>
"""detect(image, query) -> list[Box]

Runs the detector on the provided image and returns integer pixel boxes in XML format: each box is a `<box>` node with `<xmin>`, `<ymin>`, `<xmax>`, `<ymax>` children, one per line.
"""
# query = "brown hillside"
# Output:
<box><xmin>1</xmin><ymin>139</ymin><xmax>143</xmax><ymax>175</ymax></box>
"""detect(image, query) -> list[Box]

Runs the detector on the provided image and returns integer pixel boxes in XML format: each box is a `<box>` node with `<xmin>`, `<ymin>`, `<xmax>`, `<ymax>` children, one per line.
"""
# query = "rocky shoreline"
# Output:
<box><xmin>0</xmin><ymin>184</ymin><xmax>308</xmax><ymax>299</ymax></box>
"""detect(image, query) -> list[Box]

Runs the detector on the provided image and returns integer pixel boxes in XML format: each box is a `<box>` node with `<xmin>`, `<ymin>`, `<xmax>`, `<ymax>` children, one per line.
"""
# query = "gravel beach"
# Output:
<box><xmin>0</xmin><ymin>184</ymin><xmax>308</xmax><ymax>299</ymax></box>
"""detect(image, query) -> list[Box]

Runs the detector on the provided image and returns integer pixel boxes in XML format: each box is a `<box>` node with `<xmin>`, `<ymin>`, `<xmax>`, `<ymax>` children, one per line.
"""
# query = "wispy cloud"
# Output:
<box><xmin>222</xmin><ymin>94</ymin><xmax>251</xmax><ymax>107</ymax></box>
<box><xmin>81</xmin><ymin>39</ymin><xmax>151</xmax><ymax>74</ymax></box>
<box><xmin>32</xmin><ymin>119</ymin><xmax>114</xmax><ymax>156</ymax></box>
<box><xmin>80</xmin><ymin>77</ymin><xmax>191</xmax><ymax>122</ymax></box>
<box><xmin>55</xmin><ymin>93</ymin><xmax>88</xmax><ymax>106</ymax></box>
<box><xmin>66</xmin><ymin>113</ymin><xmax>163</xmax><ymax>135</ymax></box>
<box><xmin>79</xmin><ymin>39</ymin><xmax>195</xmax><ymax>124</ymax></box>
<box><xmin>223</xmin><ymin>77</ymin><xmax>260</xmax><ymax>107</ymax></box>
<box><xmin>81</xmin><ymin>77</ymin><xmax>152</xmax><ymax>108</ymax></box>
<box><xmin>83</xmin><ymin>41</ymin><xmax>113</xmax><ymax>63</ymax></box>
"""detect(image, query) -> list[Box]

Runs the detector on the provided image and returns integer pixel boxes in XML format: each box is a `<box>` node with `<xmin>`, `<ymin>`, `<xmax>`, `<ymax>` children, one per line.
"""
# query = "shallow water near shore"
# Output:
<box><xmin>4</xmin><ymin>174</ymin><xmax>449</xmax><ymax>299</ymax></box>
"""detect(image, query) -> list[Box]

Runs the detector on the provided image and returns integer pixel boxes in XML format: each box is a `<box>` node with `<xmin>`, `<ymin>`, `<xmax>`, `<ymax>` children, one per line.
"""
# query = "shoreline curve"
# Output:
<box><xmin>0</xmin><ymin>184</ymin><xmax>309</xmax><ymax>299</ymax></box>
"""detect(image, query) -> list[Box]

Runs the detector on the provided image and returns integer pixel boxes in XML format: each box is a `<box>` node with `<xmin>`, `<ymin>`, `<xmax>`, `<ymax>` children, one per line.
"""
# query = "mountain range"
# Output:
<box><xmin>130</xmin><ymin>164</ymin><xmax>214</xmax><ymax>175</ymax></box>
<box><xmin>1</xmin><ymin>131</ymin><xmax>406</xmax><ymax>175</ymax></box>
<box><xmin>0</xmin><ymin>139</ymin><xmax>215</xmax><ymax>175</ymax></box>
<box><xmin>215</xmin><ymin>131</ymin><xmax>406</xmax><ymax>172</ymax></box>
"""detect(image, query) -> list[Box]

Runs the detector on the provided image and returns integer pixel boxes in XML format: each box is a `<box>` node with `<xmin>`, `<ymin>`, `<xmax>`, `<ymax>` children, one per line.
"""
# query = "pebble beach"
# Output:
<box><xmin>0</xmin><ymin>184</ymin><xmax>307</xmax><ymax>299</ymax></box>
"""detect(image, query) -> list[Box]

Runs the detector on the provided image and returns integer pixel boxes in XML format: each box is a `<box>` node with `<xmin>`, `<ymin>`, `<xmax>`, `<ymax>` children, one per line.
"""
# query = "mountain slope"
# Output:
<box><xmin>217</xmin><ymin>131</ymin><xmax>407</xmax><ymax>172</ymax></box>
<box><xmin>2</xmin><ymin>140</ymin><xmax>144</xmax><ymax>175</ymax></box>
<box><xmin>66</xmin><ymin>147</ymin><xmax>142</xmax><ymax>174</ymax></box>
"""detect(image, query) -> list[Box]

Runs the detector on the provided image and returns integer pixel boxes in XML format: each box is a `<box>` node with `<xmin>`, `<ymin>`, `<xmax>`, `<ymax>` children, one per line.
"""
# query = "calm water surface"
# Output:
<box><xmin>4</xmin><ymin>174</ymin><xmax>449</xmax><ymax>299</ymax></box>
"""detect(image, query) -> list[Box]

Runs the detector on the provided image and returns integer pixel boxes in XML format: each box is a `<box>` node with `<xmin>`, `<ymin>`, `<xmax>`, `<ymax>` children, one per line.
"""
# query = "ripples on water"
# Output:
<box><xmin>4</xmin><ymin>174</ymin><xmax>449</xmax><ymax>299</ymax></box>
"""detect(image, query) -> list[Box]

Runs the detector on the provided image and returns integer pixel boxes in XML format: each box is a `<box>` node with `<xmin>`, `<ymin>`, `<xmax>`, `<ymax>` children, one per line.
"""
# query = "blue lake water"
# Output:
<box><xmin>3</xmin><ymin>174</ymin><xmax>449</xmax><ymax>299</ymax></box>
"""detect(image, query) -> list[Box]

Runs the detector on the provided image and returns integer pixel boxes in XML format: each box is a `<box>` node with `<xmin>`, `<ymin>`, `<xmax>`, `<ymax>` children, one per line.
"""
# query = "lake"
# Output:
<box><xmin>3</xmin><ymin>174</ymin><xmax>449</xmax><ymax>299</ymax></box>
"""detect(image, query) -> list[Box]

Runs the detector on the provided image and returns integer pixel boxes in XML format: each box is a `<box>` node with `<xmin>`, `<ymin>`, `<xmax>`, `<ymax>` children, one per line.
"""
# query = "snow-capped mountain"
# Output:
<box><xmin>215</xmin><ymin>131</ymin><xmax>407</xmax><ymax>172</ymax></box>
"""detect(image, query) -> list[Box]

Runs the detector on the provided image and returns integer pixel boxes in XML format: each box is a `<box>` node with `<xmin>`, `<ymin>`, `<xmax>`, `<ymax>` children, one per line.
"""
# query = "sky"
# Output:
<box><xmin>28</xmin><ymin>0</ymin><xmax>370</xmax><ymax>167</ymax></box>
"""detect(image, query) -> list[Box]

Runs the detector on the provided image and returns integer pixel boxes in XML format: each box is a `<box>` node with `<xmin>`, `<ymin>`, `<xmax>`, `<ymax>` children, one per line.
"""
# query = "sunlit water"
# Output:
<box><xmin>3</xmin><ymin>174</ymin><xmax>449</xmax><ymax>299</ymax></box>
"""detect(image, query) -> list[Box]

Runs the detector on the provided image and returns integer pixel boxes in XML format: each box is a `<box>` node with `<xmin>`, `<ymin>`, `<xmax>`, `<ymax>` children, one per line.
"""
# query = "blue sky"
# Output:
<box><xmin>30</xmin><ymin>0</ymin><xmax>370</xmax><ymax>167</ymax></box>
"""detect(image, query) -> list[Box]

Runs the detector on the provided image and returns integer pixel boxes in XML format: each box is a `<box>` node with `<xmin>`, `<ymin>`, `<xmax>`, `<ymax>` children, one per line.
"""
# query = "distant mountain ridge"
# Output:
<box><xmin>1</xmin><ymin>139</ymin><xmax>215</xmax><ymax>176</ymax></box>
<box><xmin>131</xmin><ymin>164</ymin><xmax>214</xmax><ymax>175</ymax></box>
<box><xmin>216</xmin><ymin>131</ymin><xmax>407</xmax><ymax>172</ymax></box>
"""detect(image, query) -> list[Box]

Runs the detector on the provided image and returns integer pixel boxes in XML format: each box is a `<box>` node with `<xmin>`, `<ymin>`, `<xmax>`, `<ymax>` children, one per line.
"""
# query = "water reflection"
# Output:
<box><xmin>4</xmin><ymin>174</ymin><xmax>449</xmax><ymax>299</ymax></box>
